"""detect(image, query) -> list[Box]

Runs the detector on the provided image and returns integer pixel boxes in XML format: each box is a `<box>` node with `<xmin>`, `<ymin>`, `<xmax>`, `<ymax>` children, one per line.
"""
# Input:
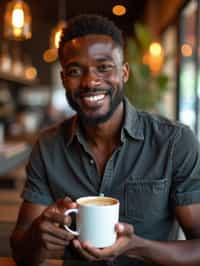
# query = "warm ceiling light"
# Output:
<box><xmin>25</xmin><ymin>66</ymin><xmax>37</xmax><ymax>80</ymax></box>
<box><xmin>43</xmin><ymin>49</ymin><xmax>58</xmax><ymax>63</ymax></box>
<box><xmin>181</xmin><ymin>44</ymin><xmax>193</xmax><ymax>57</ymax></box>
<box><xmin>50</xmin><ymin>20</ymin><xmax>66</xmax><ymax>49</ymax></box>
<box><xmin>4</xmin><ymin>0</ymin><xmax>32</xmax><ymax>40</ymax></box>
<box><xmin>112</xmin><ymin>5</ymin><xmax>126</xmax><ymax>16</ymax></box>
<box><xmin>148</xmin><ymin>42</ymin><xmax>164</xmax><ymax>74</ymax></box>
<box><xmin>43</xmin><ymin>0</ymin><xmax>66</xmax><ymax>63</ymax></box>
<box><xmin>43</xmin><ymin>20</ymin><xmax>66</xmax><ymax>63</ymax></box>
<box><xmin>149</xmin><ymin>42</ymin><xmax>163</xmax><ymax>57</ymax></box>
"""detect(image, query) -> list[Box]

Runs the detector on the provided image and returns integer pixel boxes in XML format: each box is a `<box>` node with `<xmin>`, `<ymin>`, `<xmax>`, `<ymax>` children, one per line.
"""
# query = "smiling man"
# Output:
<box><xmin>10</xmin><ymin>14</ymin><xmax>200</xmax><ymax>266</ymax></box>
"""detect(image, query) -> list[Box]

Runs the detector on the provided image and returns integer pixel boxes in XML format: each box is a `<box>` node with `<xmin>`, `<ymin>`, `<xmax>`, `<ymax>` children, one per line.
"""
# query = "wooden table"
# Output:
<box><xmin>0</xmin><ymin>257</ymin><xmax>63</xmax><ymax>266</ymax></box>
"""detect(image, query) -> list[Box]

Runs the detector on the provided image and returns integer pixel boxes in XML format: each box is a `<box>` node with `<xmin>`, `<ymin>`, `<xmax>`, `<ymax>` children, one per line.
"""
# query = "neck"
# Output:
<box><xmin>80</xmin><ymin>101</ymin><xmax>124</xmax><ymax>147</ymax></box>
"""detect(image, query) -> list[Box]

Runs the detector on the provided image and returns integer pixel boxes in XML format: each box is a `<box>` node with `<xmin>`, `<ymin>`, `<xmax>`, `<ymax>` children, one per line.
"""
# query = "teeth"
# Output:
<box><xmin>84</xmin><ymin>94</ymin><xmax>105</xmax><ymax>102</ymax></box>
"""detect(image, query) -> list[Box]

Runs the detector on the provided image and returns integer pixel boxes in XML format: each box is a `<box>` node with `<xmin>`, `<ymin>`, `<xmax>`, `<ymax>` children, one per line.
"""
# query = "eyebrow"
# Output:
<box><xmin>63</xmin><ymin>62</ymin><xmax>82</xmax><ymax>69</ymax></box>
<box><xmin>94</xmin><ymin>56</ymin><xmax>114</xmax><ymax>63</ymax></box>
<box><xmin>63</xmin><ymin>57</ymin><xmax>114</xmax><ymax>69</ymax></box>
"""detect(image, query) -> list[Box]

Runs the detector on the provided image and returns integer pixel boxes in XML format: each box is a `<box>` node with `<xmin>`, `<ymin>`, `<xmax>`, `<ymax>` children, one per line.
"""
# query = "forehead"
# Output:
<box><xmin>61</xmin><ymin>34</ymin><xmax>122</xmax><ymax>64</ymax></box>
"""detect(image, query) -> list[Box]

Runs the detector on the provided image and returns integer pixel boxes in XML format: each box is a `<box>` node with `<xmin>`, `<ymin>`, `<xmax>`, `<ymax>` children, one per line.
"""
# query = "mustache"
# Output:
<box><xmin>74</xmin><ymin>87</ymin><xmax>112</xmax><ymax>98</ymax></box>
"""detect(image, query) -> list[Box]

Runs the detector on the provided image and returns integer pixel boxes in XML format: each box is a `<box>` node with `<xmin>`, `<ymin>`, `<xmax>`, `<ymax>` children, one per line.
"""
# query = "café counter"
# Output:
<box><xmin>0</xmin><ymin>142</ymin><xmax>31</xmax><ymax>176</ymax></box>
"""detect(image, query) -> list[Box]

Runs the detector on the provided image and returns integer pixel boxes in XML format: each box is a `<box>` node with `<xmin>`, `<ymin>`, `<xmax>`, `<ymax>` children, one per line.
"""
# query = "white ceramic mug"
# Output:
<box><xmin>64</xmin><ymin>196</ymin><xmax>119</xmax><ymax>248</ymax></box>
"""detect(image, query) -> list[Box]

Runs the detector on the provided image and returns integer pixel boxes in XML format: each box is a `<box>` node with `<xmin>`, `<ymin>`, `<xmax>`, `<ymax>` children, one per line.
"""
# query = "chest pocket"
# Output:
<box><xmin>125</xmin><ymin>178</ymin><xmax>169</xmax><ymax>222</ymax></box>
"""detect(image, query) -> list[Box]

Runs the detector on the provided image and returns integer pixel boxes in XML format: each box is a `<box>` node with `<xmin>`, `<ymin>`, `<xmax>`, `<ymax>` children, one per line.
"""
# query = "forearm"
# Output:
<box><xmin>10</xmin><ymin>228</ymin><xmax>65</xmax><ymax>266</ymax></box>
<box><xmin>129</xmin><ymin>235</ymin><xmax>200</xmax><ymax>265</ymax></box>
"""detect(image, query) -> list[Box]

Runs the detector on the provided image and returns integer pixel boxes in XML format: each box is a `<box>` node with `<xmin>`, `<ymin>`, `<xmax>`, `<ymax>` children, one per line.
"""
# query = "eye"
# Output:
<box><xmin>64</xmin><ymin>66</ymin><xmax>83</xmax><ymax>77</ymax></box>
<box><xmin>97</xmin><ymin>63</ymin><xmax>115</xmax><ymax>73</ymax></box>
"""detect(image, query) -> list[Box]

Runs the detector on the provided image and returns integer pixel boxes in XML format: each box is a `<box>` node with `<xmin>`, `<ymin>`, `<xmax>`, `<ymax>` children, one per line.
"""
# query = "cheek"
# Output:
<box><xmin>63</xmin><ymin>78</ymin><xmax>81</xmax><ymax>91</ymax></box>
<box><xmin>106</xmin><ymin>69</ymin><xmax>124</xmax><ymax>86</ymax></box>
<box><xmin>106</xmin><ymin>75</ymin><xmax>123</xmax><ymax>88</ymax></box>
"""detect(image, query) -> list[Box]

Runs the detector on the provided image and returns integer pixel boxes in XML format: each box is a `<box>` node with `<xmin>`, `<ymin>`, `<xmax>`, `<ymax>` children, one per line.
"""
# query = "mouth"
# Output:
<box><xmin>83</xmin><ymin>94</ymin><xmax>105</xmax><ymax>102</ymax></box>
<box><xmin>78</xmin><ymin>91</ymin><xmax>109</xmax><ymax>108</ymax></box>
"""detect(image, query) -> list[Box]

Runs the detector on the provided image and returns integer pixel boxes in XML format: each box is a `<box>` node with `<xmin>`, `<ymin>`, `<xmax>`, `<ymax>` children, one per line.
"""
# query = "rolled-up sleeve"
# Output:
<box><xmin>171</xmin><ymin>125</ymin><xmax>200</xmax><ymax>206</ymax></box>
<box><xmin>21</xmin><ymin>140</ymin><xmax>54</xmax><ymax>205</ymax></box>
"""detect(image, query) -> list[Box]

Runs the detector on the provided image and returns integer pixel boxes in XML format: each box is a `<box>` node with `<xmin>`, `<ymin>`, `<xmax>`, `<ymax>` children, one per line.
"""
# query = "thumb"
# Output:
<box><xmin>56</xmin><ymin>197</ymin><xmax>77</xmax><ymax>212</ymax></box>
<box><xmin>115</xmin><ymin>223</ymin><xmax>134</xmax><ymax>236</ymax></box>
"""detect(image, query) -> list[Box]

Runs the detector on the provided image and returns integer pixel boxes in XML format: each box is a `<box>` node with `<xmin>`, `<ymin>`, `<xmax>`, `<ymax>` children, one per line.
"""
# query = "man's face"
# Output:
<box><xmin>60</xmin><ymin>34</ymin><xmax>129</xmax><ymax>124</ymax></box>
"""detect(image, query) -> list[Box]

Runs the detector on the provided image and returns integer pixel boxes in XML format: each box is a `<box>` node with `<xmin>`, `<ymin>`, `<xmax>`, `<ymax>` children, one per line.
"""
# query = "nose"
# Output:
<box><xmin>81</xmin><ymin>68</ymin><xmax>101</xmax><ymax>88</ymax></box>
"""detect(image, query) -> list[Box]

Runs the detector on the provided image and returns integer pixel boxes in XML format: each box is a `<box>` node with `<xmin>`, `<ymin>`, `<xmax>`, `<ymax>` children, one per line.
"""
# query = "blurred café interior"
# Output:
<box><xmin>0</xmin><ymin>0</ymin><xmax>199</xmax><ymax>264</ymax></box>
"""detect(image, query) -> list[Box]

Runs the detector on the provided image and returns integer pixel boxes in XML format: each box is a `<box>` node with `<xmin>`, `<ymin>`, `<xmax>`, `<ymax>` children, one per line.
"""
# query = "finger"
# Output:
<box><xmin>73</xmin><ymin>240</ymin><xmax>98</xmax><ymax>261</ymax></box>
<box><xmin>42</xmin><ymin>241</ymin><xmax>68</xmax><ymax>251</ymax></box>
<box><xmin>43</xmin><ymin>210</ymin><xmax>72</xmax><ymax>226</ymax></box>
<box><xmin>94</xmin><ymin>236</ymin><xmax>133</xmax><ymax>258</ymax></box>
<box><xmin>82</xmin><ymin>241</ymin><xmax>114</xmax><ymax>259</ymax></box>
<box><xmin>57</xmin><ymin>197</ymin><xmax>77</xmax><ymax>211</ymax></box>
<box><xmin>42</xmin><ymin>232</ymin><xmax>69</xmax><ymax>246</ymax></box>
<box><xmin>40</xmin><ymin>221</ymin><xmax>75</xmax><ymax>241</ymax></box>
<box><xmin>115</xmin><ymin>223</ymin><xmax>134</xmax><ymax>236</ymax></box>
<box><xmin>82</xmin><ymin>237</ymin><xmax>129</xmax><ymax>259</ymax></box>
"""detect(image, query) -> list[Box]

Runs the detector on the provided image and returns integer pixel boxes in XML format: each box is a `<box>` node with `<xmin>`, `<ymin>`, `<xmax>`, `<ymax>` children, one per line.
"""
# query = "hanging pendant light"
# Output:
<box><xmin>4</xmin><ymin>0</ymin><xmax>32</xmax><ymax>40</ymax></box>
<box><xmin>43</xmin><ymin>0</ymin><xmax>66</xmax><ymax>63</ymax></box>
<box><xmin>50</xmin><ymin>20</ymin><xmax>66</xmax><ymax>50</ymax></box>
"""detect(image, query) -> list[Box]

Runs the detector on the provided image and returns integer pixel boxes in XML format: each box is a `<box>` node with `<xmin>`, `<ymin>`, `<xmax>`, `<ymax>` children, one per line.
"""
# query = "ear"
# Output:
<box><xmin>122</xmin><ymin>62</ymin><xmax>129</xmax><ymax>83</ymax></box>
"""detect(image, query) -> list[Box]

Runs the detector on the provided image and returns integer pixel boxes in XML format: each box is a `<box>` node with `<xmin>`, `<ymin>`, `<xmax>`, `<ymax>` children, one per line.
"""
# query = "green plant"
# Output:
<box><xmin>124</xmin><ymin>24</ymin><xmax>169</xmax><ymax>111</ymax></box>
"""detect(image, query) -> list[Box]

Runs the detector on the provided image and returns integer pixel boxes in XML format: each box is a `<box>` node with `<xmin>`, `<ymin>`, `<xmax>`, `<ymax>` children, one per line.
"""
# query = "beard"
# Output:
<box><xmin>65</xmin><ymin>85</ymin><xmax>124</xmax><ymax>125</ymax></box>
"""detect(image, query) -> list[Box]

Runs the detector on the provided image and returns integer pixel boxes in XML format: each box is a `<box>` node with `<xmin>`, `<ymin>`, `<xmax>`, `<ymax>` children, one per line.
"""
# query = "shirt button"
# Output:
<box><xmin>90</xmin><ymin>159</ymin><xmax>94</xmax><ymax>165</ymax></box>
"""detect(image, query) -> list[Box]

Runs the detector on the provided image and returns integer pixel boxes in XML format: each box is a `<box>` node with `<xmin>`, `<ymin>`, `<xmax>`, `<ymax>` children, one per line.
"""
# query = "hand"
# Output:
<box><xmin>32</xmin><ymin>197</ymin><xmax>77</xmax><ymax>252</ymax></box>
<box><xmin>72</xmin><ymin>222</ymin><xmax>135</xmax><ymax>261</ymax></box>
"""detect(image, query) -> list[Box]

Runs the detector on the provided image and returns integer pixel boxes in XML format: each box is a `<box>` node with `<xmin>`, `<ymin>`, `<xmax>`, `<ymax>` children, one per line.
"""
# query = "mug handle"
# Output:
<box><xmin>64</xmin><ymin>208</ymin><xmax>79</xmax><ymax>236</ymax></box>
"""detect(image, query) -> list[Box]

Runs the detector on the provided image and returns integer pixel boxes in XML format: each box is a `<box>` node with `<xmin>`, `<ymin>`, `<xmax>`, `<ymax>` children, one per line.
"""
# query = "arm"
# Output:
<box><xmin>10</xmin><ymin>198</ymin><xmax>76</xmax><ymax>266</ymax></box>
<box><xmin>130</xmin><ymin>203</ymin><xmax>200</xmax><ymax>265</ymax></box>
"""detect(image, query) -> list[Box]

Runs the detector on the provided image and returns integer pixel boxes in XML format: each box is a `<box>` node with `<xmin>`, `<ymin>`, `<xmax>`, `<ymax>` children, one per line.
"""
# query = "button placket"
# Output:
<box><xmin>99</xmin><ymin>157</ymin><xmax>113</xmax><ymax>195</ymax></box>
<box><xmin>89</xmin><ymin>159</ymin><xmax>94</xmax><ymax>165</ymax></box>
<box><xmin>88</xmin><ymin>156</ymin><xmax>102</xmax><ymax>189</ymax></box>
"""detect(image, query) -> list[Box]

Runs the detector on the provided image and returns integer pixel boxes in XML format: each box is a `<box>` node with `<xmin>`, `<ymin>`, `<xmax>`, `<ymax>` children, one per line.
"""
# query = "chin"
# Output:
<box><xmin>80</xmin><ymin>110</ymin><xmax>115</xmax><ymax>125</ymax></box>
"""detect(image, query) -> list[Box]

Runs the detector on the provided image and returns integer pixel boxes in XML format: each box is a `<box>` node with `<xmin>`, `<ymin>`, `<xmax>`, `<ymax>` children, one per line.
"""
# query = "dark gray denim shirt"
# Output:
<box><xmin>22</xmin><ymin>98</ymin><xmax>200</xmax><ymax>265</ymax></box>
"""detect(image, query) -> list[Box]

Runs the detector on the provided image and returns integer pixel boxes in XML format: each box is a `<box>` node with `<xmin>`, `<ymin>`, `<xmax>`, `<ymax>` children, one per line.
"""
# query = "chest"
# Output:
<box><xmin>90</xmin><ymin>144</ymin><xmax>119</xmax><ymax>177</ymax></box>
<box><xmin>50</xmin><ymin>141</ymin><xmax>173</xmax><ymax>240</ymax></box>
<box><xmin>51</xmin><ymin>137</ymin><xmax>172</xmax><ymax>198</ymax></box>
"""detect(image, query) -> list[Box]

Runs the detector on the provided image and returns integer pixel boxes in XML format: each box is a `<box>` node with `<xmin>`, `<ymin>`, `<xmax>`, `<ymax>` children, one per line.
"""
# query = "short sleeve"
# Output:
<box><xmin>171</xmin><ymin>125</ymin><xmax>200</xmax><ymax>206</ymax></box>
<box><xmin>21</xmin><ymin>140</ymin><xmax>54</xmax><ymax>205</ymax></box>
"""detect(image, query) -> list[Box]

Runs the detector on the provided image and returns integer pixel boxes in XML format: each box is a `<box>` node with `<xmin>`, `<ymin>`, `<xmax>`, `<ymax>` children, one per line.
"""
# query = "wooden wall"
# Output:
<box><xmin>145</xmin><ymin>0</ymin><xmax>188</xmax><ymax>36</ymax></box>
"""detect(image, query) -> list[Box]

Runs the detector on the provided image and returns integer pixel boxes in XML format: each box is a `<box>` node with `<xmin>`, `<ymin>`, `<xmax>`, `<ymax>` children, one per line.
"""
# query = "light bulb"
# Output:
<box><xmin>55</xmin><ymin>30</ymin><xmax>62</xmax><ymax>49</ymax></box>
<box><xmin>112</xmin><ymin>5</ymin><xmax>126</xmax><ymax>16</ymax></box>
<box><xmin>50</xmin><ymin>20</ymin><xmax>66</xmax><ymax>50</ymax></box>
<box><xmin>149</xmin><ymin>42</ymin><xmax>163</xmax><ymax>57</ymax></box>
<box><xmin>12</xmin><ymin>8</ymin><xmax>24</xmax><ymax>28</ymax></box>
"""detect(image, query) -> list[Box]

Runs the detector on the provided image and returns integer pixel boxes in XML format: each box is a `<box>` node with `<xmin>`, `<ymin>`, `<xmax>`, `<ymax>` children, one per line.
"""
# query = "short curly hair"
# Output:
<box><xmin>58</xmin><ymin>14</ymin><xmax>124</xmax><ymax>60</ymax></box>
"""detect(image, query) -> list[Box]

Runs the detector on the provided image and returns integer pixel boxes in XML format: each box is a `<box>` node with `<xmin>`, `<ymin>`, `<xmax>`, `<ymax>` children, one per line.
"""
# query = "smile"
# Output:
<box><xmin>83</xmin><ymin>94</ymin><xmax>105</xmax><ymax>102</ymax></box>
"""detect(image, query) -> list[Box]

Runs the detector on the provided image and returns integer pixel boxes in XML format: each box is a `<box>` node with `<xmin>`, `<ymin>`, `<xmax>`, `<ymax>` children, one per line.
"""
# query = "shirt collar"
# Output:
<box><xmin>122</xmin><ymin>97</ymin><xmax>144</xmax><ymax>141</ymax></box>
<box><xmin>63</xmin><ymin>115</ymin><xmax>78</xmax><ymax>146</ymax></box>
<box><xmin>64</xmin><ymin>97</ymin><xmax>144</xmax><ymax>146</ymax></box>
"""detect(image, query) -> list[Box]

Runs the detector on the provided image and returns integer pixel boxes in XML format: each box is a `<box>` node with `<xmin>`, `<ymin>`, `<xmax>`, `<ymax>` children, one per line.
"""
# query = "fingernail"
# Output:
<box><xmin>64</xmin><ymin>197</ymin><xmax>71</xmax><ymax>202</ymax></box>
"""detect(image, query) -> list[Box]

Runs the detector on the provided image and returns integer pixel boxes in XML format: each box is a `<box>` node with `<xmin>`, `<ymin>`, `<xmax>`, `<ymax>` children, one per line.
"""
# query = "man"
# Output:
<box><xmin>10</xmin><ymin>14</ymin><xmax>200</xmax><ymax>266</ymax></box>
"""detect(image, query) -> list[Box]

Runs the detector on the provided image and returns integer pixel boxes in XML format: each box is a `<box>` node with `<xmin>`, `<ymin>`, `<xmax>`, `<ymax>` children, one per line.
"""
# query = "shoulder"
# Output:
<box><xmin>37</xmin><ymin>115</ymin><xmax>77</xmax><ymax>147</ymax></box>
<box><xmin>138</xmin><ymin>110</ymin><xmax>181</xmax><ymax>129</ymax></box>
<box><xmin>138</xmin><ymin>110</ymin><xmax>196</xmax><ymax>143</ymax></box>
